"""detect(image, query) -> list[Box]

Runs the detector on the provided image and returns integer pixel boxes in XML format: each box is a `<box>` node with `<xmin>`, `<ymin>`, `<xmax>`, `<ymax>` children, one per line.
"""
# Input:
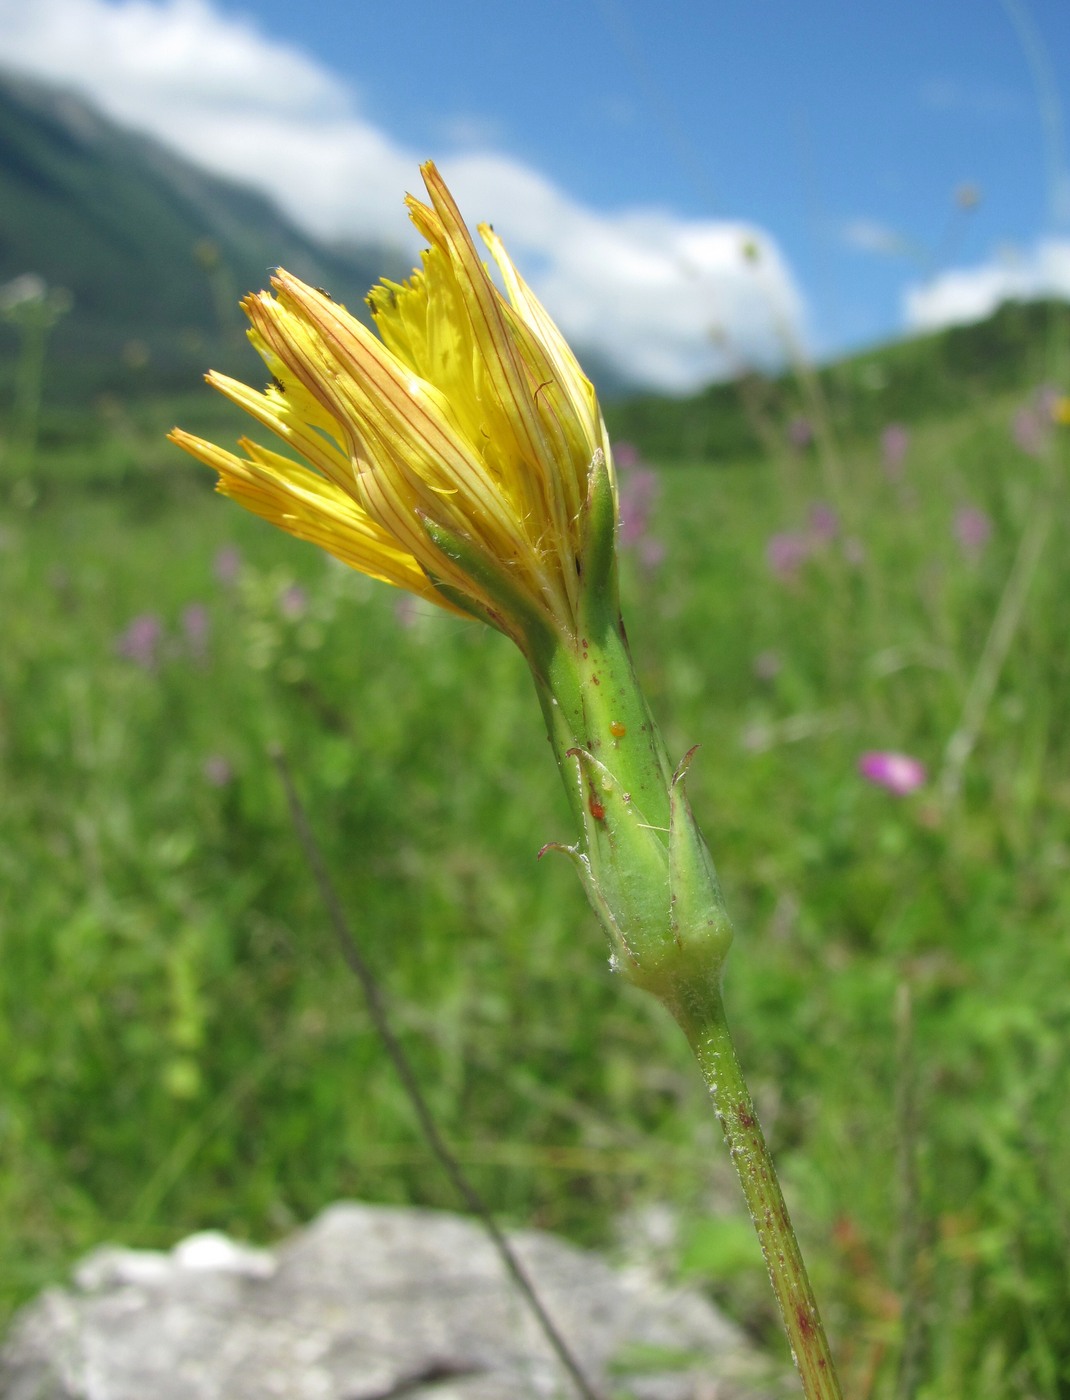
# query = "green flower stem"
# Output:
<box><xmin>529</xmin><ymin>591</ymin><xmax>842</xmax><ymax>1400</ymax></box>
<box><xmin>666</xmin><ymin>980</ymin><xmax>843</xmax><ymax>1400</ymax></box>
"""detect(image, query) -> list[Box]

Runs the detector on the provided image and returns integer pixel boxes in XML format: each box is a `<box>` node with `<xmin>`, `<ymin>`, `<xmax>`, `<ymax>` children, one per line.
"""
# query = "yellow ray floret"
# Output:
<box><xmin>169</xmin><ymin>428</ymin><xmax>449</xmax><ymax>606</ymax></box>
<box><xmin>170</xmin><ymin>162</ymin><xmax>615</xmax><ymax>647</ymax></box>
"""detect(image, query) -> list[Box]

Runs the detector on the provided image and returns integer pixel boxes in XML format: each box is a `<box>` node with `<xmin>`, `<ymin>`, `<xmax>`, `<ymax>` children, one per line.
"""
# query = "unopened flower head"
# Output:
<box><xmin>172</xmin><ymin>164</ymin><xmax>733</xmax><ymax>1011</ymax></box>
<box><xmin>170</xmin><ymin>164</ymin><xmax>614</xmax><ymax>660</ymax></box>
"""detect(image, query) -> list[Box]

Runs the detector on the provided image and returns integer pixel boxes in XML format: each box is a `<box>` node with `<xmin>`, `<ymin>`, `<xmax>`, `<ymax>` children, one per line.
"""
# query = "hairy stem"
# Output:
<box><xmin>668</xmin><ymin>980</ymin><xmax>843</xmax><ymax>1400</ymax></box>
<box><xmin>534</xmin><ymin>617</ymin><xmax>841</xmax><ymax>1396</ymax></box>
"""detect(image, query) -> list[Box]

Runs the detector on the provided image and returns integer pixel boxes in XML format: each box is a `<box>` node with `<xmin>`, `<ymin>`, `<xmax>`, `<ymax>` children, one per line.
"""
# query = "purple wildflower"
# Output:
<box><xmin>394</xmin><ymin>594</ymin><xmax>421</xmax><ymax>629</ymax></box>
<box><xmin>881</xmin><ymin>424</ymin><xmax>910</xmax><ymax>478</ymax></box>
<box><xmin>181</xmin><ymin>603</ymin><xmax>210</xmax><ymax>660</ymax></box>
<box><xmin>1011</xmin><ymin>386</ymin><xmax>1061</xmax><ymax>458</ymax></box>
<box><xmin>1036</xmin><ymin>384</ymin><xmax>1062</xmax><ymax>419</ymax></box>
<box><xmin>808</xmin><ymin>502</ymin><xmax>839</xmax><ymax>544</ymax></box>
<box><xmin>753</xmin><ymin>650</ymin><xmax>782</xmax><ymax>682</ymax></box>
<box><xmin>202</xmin><ymin>754</ymin><xmax>234</xmax><ymax>787</ymax></box>
<box><xmin>765</xmin><ymin>531</ymin><xmax>811</xmax><ymax>581</ymax></box>
<box><xmin>613</xmin><ymin>441</ymin><xmax>663</xmax><ymax>568</ymax></box>
<box><xmin>613</xmin><ymin>440</ymin><xmax>641</xmax><ymax>472</ymax></box>
<box><xmin>787</xmin><ymin>416</ymin><xmax>813</xmax><ymax>451</ymax></box>
<box><xmin>618</xmin><ymin>467</ymin><xmax>660</xmax><ymax>549</ymax></box>
<box><xmin>842</xmin><ymin>536</ymin><xmax>867</xmax><ymax>568</ymax></box>
<box><xmin>115</xmin><ymin>614</ymin><xmax>163</xmax><ymax>670</ymax></box>
<box><xmin>954</xmin><ymin>506</ymin><xmax>992</xmax><ymax>558</ymax></box>
<box><xmin>858</xmin><ymin>751</ymin><xmax>926</xmax><ymax>796</ymax></box>
<box><xmin>637</xmin><ymin>536</ymin><xmax>666</xmax><ymax>571</ymax></box>
<box><xmin>1012</xmin><ymin>405</ymin><xmax>1048</xmax><ymax>457</ymax></box>
<box><xmin>214</xmin><ymin>545</ymin><xmax>243</xmax><ymax>586</ymax></box>
<box><xmin>279</xmin><ymin>584</ymin><xmax>308</xmax><ymax>619</ymax></box>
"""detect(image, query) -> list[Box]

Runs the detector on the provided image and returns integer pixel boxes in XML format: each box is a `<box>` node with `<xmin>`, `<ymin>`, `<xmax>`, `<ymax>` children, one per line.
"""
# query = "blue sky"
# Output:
<box><xmin>2</xmin><ymin>0</ymin><xmax>1068</xmax><ymax>390</ymax></box>
<box><xmin>220</xmin><ymin>0</ymin><xmax>1070</xmax><ymax>348</ymax></box>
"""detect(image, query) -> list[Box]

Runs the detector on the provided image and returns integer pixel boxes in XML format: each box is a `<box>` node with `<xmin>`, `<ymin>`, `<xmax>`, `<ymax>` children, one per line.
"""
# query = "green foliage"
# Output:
<box><xmin>2</xmin><ymin>357</ymin><xmax>1070</xmax><ymax>1400</ymax></box>
<box><xmin>606</xmin><ymin>298</ymin><xmax>1070</xmax><ymax>463</ymax></box>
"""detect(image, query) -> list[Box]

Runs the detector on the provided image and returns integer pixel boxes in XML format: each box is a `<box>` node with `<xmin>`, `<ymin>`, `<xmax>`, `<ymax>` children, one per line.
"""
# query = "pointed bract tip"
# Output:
<box><xmin>671</xmin><ymin>745</ymin><xmax>701</xmax><ymax>788</ymax></box>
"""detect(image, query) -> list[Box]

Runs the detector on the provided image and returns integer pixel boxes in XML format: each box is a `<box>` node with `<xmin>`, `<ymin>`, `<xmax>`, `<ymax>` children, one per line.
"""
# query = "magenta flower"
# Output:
<box><xmin>1036</xmin><ymin>384</ymin><xmax>1062</xmax><ymax>419</ymax></box>
<box><xmin>394</xmin><ymin>594</ymin><xmax>421</xmax><ymax>628</ymax></box>
<box><xmin>842</xmin><ymin>536</ymin><xmax>866</xmax><ymax>568</ymax></box>
<box><xmin>787</xmin><ymin>416</ymin><xmax>813</xmax><ymax>450</ymax></box>
<box><xmin>614</xmin><ymin>440</ymin><xmax>663</xmax><ymax>568</ymax></box>
<box><xmin>637</xmin><ymin>536</ymin><xmax>666</xmax><ymax>571</ymax></box>
<box><xmin>881</xmin><ymin>423</ymin><xmax>910</xmax><ymax>478</ymax></box>
<box><xmin>612</xmin><ymin>439</ymin><xmax>641</xmax><ymax>472</ymax></box>
<box><xmin>954</xmin><ymin>506</ymin><xmax>992</xmax><ymax>558</ymax></box>
<box><xmin>753</xmin><ymin>650</ymin><xmax>782</xmax><ymax>681</ymax></box>
<box><xmin>279</xmin><ymin>583</ymin><xmax>308</xmax><ymax>619</ymax></box>
<box><xmin>202</xmin><ymin>754</ymin><xmax>234</xmax><ymax>787</ymax></box>
<box><xmin>181</xmin><ymin>603</ymin><xmax>210</xmax><ymax>660</ymax></box>
<box><xmin>1012</xmin><ymin>405</ymin><xmax>1047</xmax><ymax>457</ymax></box>
<box><xmin>858</xmin><ymin>751</ymin><xmax>926</xmax><ymax>796</ymax></box>
<box><xmin>766</xmin><ymin>530</ymin><xmax>811</xmax><ymax>580</ymax></box>
<box><xmin>214</xmin><ymin>545</ymin><xmax>243</xmax><ymax>586</ymax></box>
<box><xmin>115</xmin><ymin>614</ymin><xmax>163</xmax><ymax>670</ymax></box>
<box><xmin>618</xmin><ymin>466</ymin><xmax>660</xmax><ymax>548</ymax></box>
<box><xmin>1010</xmin><ymin>386</ymin><xmax>1060</xmax><ymax>458</ymax></box>
<box><xmin>808</xmin><ymin>502</ymin><xmax>839</xmax><ymax>544</ymax></box>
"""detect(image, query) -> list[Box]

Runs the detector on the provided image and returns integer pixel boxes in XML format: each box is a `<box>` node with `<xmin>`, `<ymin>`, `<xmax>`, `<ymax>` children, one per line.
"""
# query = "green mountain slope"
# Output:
<box><xmin>0</xmin><ymin>66</ymin><xmax>408</xmax><ymax>403</ymax></box>
<box><xmin>2</xmin><ymin>62</ymin><xmax>1067</xmax><ymax>444</ymax></box>
<box><xmin>606</xmin><ymin>296</ymin><xmax>1070</xmax><ymax>462</ymax></box>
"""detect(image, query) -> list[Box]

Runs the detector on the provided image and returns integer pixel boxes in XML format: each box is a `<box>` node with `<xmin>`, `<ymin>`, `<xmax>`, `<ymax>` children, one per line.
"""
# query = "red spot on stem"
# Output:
<box><xmin>796</xmin><ymin>1305</ymin><xmax>816</xmax><ymax>1340</ymax></box>
<box><xmin>589</xmin><ymin>795</ymin><xmax>606</xmax><ymax>821</ymax></box>
<box><xmin>737</xmin><ymin>1103</ymin><xmax>756</xmax><ymax>1129</ymax></box>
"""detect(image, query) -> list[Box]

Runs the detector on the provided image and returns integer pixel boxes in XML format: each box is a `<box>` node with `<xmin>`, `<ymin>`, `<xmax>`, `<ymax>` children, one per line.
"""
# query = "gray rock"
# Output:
<box><xmin>0</xmin><ymin>1202</ymin><xmax>784</xmax><ymax>1399</ymax></box>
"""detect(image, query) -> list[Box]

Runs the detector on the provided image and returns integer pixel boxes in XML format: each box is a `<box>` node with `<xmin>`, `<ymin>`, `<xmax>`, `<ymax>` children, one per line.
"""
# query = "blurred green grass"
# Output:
<box><xmin>2</xmin><ymin>368</ymin><xmax>1070</xmax><ymax>1399</ymax></box>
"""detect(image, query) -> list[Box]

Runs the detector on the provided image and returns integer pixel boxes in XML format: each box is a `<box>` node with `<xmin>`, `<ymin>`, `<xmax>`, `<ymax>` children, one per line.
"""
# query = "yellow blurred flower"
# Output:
<box><xmin>1051</xmin><ymin>395</ymin><xmax>1070</xmax><ymax>426</ymax></box>
<box><xmin>170</xmin><ymin>162</ymin><xmax>615</xmax><ymax>653</ymax></box>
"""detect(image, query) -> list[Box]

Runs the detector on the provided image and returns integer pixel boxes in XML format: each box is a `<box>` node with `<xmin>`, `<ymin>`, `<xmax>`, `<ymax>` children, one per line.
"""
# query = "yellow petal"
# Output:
<box><xmin>168</xmin><ymin>428</ymin><xmax>454</xmax><ymax>608</ymax></box>
<box><xmin>170</xmin><ymin>163</ymin><xmax>619</xmax><ymax>653</ymax></box>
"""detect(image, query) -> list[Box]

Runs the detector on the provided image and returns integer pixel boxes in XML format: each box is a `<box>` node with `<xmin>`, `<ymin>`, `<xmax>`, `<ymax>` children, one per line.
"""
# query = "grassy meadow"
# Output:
<box><xmin>2</xmin><ymin>335</ymin><xmax>1070</xmax><ymax>1399</ymax></box>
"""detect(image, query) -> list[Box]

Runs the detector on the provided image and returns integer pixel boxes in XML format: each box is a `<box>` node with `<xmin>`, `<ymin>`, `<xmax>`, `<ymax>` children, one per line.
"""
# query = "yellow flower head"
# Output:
<box><xmin>170</xmin><ymin>163</ymin><xmax>616</xmax><ymax>654</ymax></box>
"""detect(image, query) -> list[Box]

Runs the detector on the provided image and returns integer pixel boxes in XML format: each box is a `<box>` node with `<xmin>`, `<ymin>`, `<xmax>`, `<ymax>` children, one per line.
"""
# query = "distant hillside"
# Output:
<box><xmin>605</xmin><ymin>297</ymin><xmax>1070</xmax><ymax>462</ymax></box>
<box><xmin>2</xmin><ymin>64</ymin><xmax>1068</xmax><ymax>448</ymax></box>
<box><xmin>0</xmin><ymin>66</ymin><xmax>408</xmax><ymax>404</ymax></box>
<box><xmin>0</xmin><ymin>67</ymin><xmax>649</xmax><ymax>415</ymax></box>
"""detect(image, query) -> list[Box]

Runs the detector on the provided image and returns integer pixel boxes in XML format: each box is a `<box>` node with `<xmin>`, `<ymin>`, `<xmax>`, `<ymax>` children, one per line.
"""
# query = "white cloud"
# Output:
<box><xmin>904</xmin><ymin>240</ymin><xmax>1070</xmax><ymax>332</ymax></box>
<box><xmin>0</xmin><ymin>0</ymin><xmax>806</xmax><ymax>391</ymax></box>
